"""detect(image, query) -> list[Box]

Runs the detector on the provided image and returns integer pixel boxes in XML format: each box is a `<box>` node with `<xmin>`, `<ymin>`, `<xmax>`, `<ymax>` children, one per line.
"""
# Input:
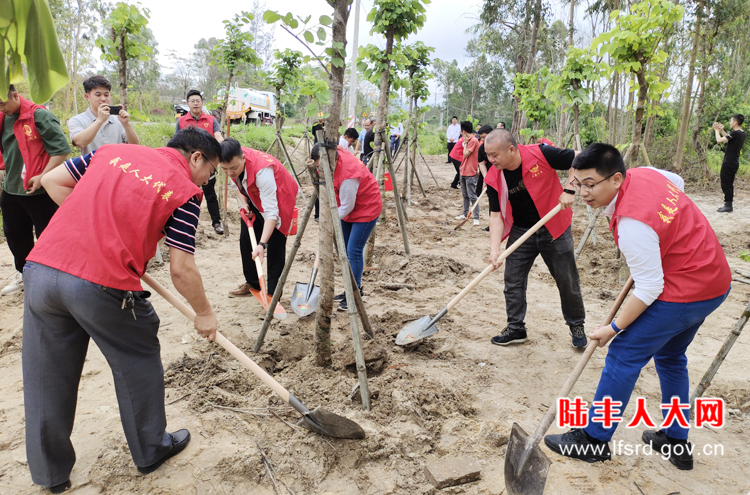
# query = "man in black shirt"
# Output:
<box><xmin>713</xmin><ymin>114</ymin><xmax>746</xmax><ymax>212</ymax></box>
<box><xmin>363</xmin><ymin>120</ymin><xmax>376</xmax><ymax>169</ymax></box>
<box><xmin>483</xmin><ymin>129</ymin><xmax>586</xmax><ymax>348</ymax></box>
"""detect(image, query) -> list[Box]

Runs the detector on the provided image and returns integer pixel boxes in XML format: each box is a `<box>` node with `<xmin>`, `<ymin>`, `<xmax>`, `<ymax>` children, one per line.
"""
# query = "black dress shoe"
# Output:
<box><xmin>49</xmin><ymin>479</ymin><xmax>71</xmax><ymax>493</ymax></box>
<box><xmin>213</xmin><ymin>223</ymin><xmax>224</xmax><ymax>235</ymax></box>
<box><xmin>544</xmin><ymin>428</ymin><xmax>611</xmax><ymax>463</ymax></box>
<box><xmin>642</xmin><ymin>430</ymin><xmax>694</xmax><ymax>470</ymax></box>
<box><xmin>138</xmin><ymin>429</ymin><xmax>191</xmax><ymax>474</ymax></box>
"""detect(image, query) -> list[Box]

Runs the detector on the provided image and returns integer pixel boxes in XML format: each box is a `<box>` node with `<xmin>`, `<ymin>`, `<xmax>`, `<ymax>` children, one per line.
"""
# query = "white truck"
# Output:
<box><xmin>223</xmin><ymin>86</ymin><xmax>277</xmax><ymax>125</ymax></box>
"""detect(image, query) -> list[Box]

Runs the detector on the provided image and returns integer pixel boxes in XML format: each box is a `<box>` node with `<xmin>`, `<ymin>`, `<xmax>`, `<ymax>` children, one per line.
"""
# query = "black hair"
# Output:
<box><xmin>311</xmin><ymin>143</ymin><xmax>320</xmax><ymax>161</ymax></box>
<box><xmin>83</xmin><ymin>75</ymin><xmax>112</xmax><ymax>93</ymax></box>
<box><xmin>732</xmin><ymin>114</ymin><xmax>745</xmax><ymax>126</ymax></box>
<box><xmin>7</xmin><ymin>84</ymin><xmax>16</xmax><ymax>97</ymax></box>
<box><xmin>498</xmin><ymin>121</ymin><xmax>506</xmax><ymax>128</ymax></box>
<box><xmin>460</xmin><ymin>121</ymin><xmax>473</xmax><ymax>133</ymax></box>
<box><xmin>220</xmin><ymin>138</ymin><xmax>244</xmax><ymax>162</ymax></box>
<box><xmin>186</xmin><ymin>89</ymin><xmax>203</xmax><ymax>101</ymax></box>
<box><xmin>344</xmin><ymin>128</ymin><xmax>359</xmax><ymax>140</ymax></box>
<box><xmin>572</xmin><ymin>143</ymin><xmax>626</xmax><ymax>178</ymax></box>
<box><xmin>451</xmin><ymin>116</ymin><xmax>458</xmax><ymax>121</ymax></box>
<box><xmin>478</xmin><ymin>124</ymin><xmax>494</xmax><ymax>135</ymax></box>
<box><xmin>167</xmin><ymin>127</ymin><xmax>222</xmax><ymax>162</ymax></box>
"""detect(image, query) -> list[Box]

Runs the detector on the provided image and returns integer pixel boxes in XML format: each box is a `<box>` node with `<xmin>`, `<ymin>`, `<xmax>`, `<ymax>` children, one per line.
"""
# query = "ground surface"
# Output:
<box><xmin>1</xmin><ymin>151</ymin><xmax>749</xmax><ymax>495</ymax></box>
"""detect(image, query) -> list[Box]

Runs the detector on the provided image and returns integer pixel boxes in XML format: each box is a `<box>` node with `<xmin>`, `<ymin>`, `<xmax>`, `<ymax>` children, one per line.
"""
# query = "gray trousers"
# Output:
<box><xmin>22</xmin><ymin>262</ymin><xmax>171</xmax><ymax>487</ymax></box>
<box><xmin>460</xmin><ymin>175</ymin><xmax>479</xmax><ymax>219</ymax></box>
<box><xmin>503</xmin><ymin>225</ymin><xmax>585</xmax><ymax>331</ymax></box>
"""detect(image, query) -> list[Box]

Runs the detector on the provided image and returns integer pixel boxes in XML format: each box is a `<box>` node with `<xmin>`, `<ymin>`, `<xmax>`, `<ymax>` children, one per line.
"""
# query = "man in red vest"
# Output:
<box><xmin>176</xmin><ymin>89</ymin><xmax>225</xmax><ymax>234</ymax></box>
<box><xmin>545</xmin><ymin>143</ymin><xmax>731</xmax><ymax>470</ymax></box>
<box><xmin>0</xmin><ymin>84</ymin><xmax>71</xmax><ymax>296</ymax></box>
<box><xmin>483</xmin><ymin>129</ymin><xmax>586</xmax><ymax>348</ymax></box>
<box><xmin>220</xmin><ymin>138</ymin><xmax>299</xmax><ymax>299</ymax></box>
<box><xmin>23</xmin><ymin>127</ymin><xmax>221</xmax><ymax>492</ymax></box>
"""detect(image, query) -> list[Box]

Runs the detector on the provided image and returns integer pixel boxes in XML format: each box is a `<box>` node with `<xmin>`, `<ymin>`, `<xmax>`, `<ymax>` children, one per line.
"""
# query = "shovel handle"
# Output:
<box><xmin>140</xmin><ymin>273</ymin><xmax>291</xmax><ymax>404</ymax></box>
<box><xmin>523</xmin><ymin>276</ymin><xmax>634</xmax><ymax>458</ymax></box>
<box><xmin>454</xmin><ymin>187</ymin><xmax>487</xmax><ymax>230</ymax></box>
<box><xmin>240</xmin><ymin>209</ymin><xmax>268</xmax><ymax>299</ymax></box>
<box><xmin>446</xmin><ymin>204</ymin><xmax>562</xmax><ymax>312</ymax></box>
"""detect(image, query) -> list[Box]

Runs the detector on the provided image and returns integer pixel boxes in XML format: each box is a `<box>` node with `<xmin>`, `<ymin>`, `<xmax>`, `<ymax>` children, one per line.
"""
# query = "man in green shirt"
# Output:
<box><xmin>0</xmin><ymin>85</ymin><xmax>71</xmax><ymax>296</ymax></box>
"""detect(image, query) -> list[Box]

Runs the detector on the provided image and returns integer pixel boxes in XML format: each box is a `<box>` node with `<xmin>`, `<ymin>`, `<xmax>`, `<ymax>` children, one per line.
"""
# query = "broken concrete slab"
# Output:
<box><xmin>424</xmin><ymin>455</ymin><xmax>481</xmax><ymax>489</ymax></box>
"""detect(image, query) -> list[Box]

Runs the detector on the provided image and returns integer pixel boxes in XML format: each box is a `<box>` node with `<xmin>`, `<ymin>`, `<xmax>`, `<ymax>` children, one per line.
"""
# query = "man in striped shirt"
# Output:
<box><xmin>22</xmin><ymin>127</ymin><xmax>221</xmax><ymax>492</ymax></box>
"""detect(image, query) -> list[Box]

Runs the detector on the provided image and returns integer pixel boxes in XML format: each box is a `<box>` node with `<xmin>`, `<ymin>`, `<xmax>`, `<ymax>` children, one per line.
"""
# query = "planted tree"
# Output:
<box><xmin>513</xmin><ymin>68</ymin><xmax>554</xmax><ymax>143</ymax></box>
<box><xmin>95</xmin><ymin>2</ymin><xmax>152</xmax><ymax>108</ymax></box>
<box><xmin>211</xmin><ymin>11</ymin><xmax>262</xmax><ymax>132</ymax></box>
<box><xmin>592</xmin><ymin>0</ymin><xmax>684</xmax><ymax>166</ymax></box>
<box><xmin>268</xmin><ymin>49</ymin><xmax>305</xmax><ymax>131</ymax></box>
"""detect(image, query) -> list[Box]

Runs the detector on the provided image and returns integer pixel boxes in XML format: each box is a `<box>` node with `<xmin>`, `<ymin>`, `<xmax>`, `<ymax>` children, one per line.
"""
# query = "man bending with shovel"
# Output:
<box><xmin>220</xmin><ymin>138</ymin><xmax>299</xmax><ymax>300</ymax></box>
<box><xmin>545</xmin><ymin>144</ymin><xmax>731</xmax><ymax>470</ymax></box>
<box><xmin>483</xmin><ymin>129</ymin><xmax>586</xmax><ymax>348</ymax></box>
<box><xmin>22</xmin><ymin>127</ymin><xmax>221</xmax><ymax>492</ymax></box>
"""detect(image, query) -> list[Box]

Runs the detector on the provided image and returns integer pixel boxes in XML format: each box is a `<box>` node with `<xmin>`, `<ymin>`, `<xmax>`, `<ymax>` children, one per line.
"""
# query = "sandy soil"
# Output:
<box><xmin>1</xmin><ymin>151</ymin><xmax>749</xmax><ymax>495</ymax></box>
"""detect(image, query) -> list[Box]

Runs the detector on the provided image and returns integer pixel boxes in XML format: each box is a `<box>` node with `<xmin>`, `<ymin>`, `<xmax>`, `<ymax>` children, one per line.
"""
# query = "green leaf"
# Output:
<box><xmin>263</xmin><ymin>11</ymin><xmax>281</xmax><ymax>23</ymax></box>
<box><xmin>319</xmin><ymin>15</ymin><xmax>333</xmax><ymax>26</ymax></box>
<box><xmin>317</xmin><ymin>27</ymin><xmax>327</xmax><ymax>41</ymax></box>
<box><xmin>303</xmin><ymin>31</ymin><xmax>314</xmax><ymax>43</ymax></box>
<box><xmin>331</xmin><ymin>57</ymin><xmax>344</xmax><ymax>67</ymax></box>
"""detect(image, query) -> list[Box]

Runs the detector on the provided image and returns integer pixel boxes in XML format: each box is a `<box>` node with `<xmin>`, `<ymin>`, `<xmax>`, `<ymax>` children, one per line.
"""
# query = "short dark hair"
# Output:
<box><xmin>83</xmin><ymin>75</ymin><xmax>111</xmax><ymax>93</ymax></box>
<box><xmin>167</xmin><ymin>127</ymin><xmax>222</xmax><ymax>162</ymax></box>
<box><xmin>478</xmin><ymin>125</ymin><xmax>494</xmax><ymax>135</ymax></box>
<box><xmin>186</xmin><ymin>89</ymin><xmax>203</xmax><ymax>101</ymax></box>
<box><xmin>572</xmin><ymin>143</ymin><xmax>626</xmax><ymax>178</ymax></box>
<box><xmin>311</xmin><ymin>143</ymin><xmax>321</xmax><ymax>161</ymax></box>
<box><xmin>451</xmin><ymin>116</ymin><xmax>458</xmax><ymax>121</ymax></box>
<box><xmin>498</xmin><ymin>121</ymin><xmax>506</xmax><ymax>128</ymax></box>
<box><xmin>7</xmin><ymin>84</ymin><xmax>16</xmax><ymax>97</ymax></box>
<box><xmin>732</xmin><ymin>114</ymin><xmax>745</xmax><ymax>126</ymax></box>
<box><xmin>344</xmin><ymin>128</ymin><xmax>359</xmax><ymax>140</ymax></box>
<box><xmin>220</xmin><ymin>138</ymin><xmax>244</xmax><ymax>162</ymax></box>
<box><xmin>460</xmin><ymin>121</ymin><xmax>473</xmax><ymax>133</ymax></box>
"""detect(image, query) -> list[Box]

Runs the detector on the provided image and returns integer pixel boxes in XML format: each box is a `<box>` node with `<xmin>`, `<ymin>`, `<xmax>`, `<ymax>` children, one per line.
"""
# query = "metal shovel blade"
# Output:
<box><xmin>504</xmin><ymin>423</ymin><xmax>551</xmax><ymax>495</ymax></box>
<box><xmin>291</xmin><ymin>282</ymin><xmax>320</xmax><ymax>317</ymax></box>
<box><xmin>395</xmin><ymin>315</ymin><xmax>439</xmax><ymax>346</ymax></box>
<box><xmin>297</xmin><ymin>406</ymin><xmax>366</xmax><ymax>439</ymax></box>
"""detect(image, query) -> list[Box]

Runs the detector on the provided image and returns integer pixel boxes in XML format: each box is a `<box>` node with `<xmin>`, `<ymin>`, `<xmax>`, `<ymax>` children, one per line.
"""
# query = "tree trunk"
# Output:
<box><xmin>692</xmin><ymin>23</ymin><xmax>710</xmax><ymax>181</ymax></box>
<box><xmin>673</xmin><ymin>0</ymin><xmax>703</xmax><ymax>172</ymax></box>
<box><xmin>629</xmin><ymin>68</ymin><xmax>648</xmax><ymax>167</ymax></box>
<box><xmin>568</xmin><ymin>0</ymin><xmax>575</xmax><ymax>46</ymax></box>
<box><xmin>314</xmin><ymin>0</ymin><xmax>350</xmax><ymax>367</ymax></box>
<box><xmin>220</xmin><ymin>73</ymin><xmax>234</xmax><ymax>135</ymax></box>
<box><xmin>113</xmin><ymin>27</ymin><xmax>128</xmax><ymax>108</ymax></box>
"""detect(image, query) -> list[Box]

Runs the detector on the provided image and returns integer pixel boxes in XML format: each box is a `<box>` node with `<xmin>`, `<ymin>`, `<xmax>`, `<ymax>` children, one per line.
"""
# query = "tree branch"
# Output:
<box><xmin>279</xmin><ymin>25</ymin><xmax>331</xmax><ymax>77</ymax></box>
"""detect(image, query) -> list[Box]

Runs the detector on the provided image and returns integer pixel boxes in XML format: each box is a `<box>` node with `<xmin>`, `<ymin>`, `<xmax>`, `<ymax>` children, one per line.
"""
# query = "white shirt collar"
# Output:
<box><xmin>604</xmin><ymin>192</ymin><xmax>618</xmax><ymax>216</ymax></box>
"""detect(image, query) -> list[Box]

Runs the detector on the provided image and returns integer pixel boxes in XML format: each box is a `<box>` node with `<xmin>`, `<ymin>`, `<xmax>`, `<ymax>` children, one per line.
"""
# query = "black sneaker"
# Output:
<box><xmin>337</xmin><ymin>296</ymin><xmax>348</xmax><ymax>311</ymax></box>
<box><xmin>482</xmin><ymin>226</ymin><xmax>490</xmax><ymax>232</ymax></box>
<box><xmin>569</xmin><ymin>325</ymin><xmax>587</xmax><ymax>348</ymax></box>
<box><xmin>544</xmin><ymin>428</ymin><xmax>611</xmax><ymax>463</ymax></box>
<box><xmin>642</xmin><ymin>430</ymin><xmax>694</xmax><ymax>470</ymax></box>
<box><xmin>717</xmin><ymin>202</ymin><xmax>733</xmax><ymax>213</ymax></box>
<box><xmin>138</xmin><ymin>429</ymin><xmax>191</xmax><ymax>474</ymax></box>
<box><xmin>491</xmin><ymin>327</ymin><xmax>527</xmax><ymax>346</ymax></box>
<box><xmin>49</xmin><ymin>480</ymin><xmax>71</xmax><ymax>493</ymax></box>
<box><xmin>334</xmin><ymin>291</ymin><xmax>346</xmax><ymax>301</ymax></box>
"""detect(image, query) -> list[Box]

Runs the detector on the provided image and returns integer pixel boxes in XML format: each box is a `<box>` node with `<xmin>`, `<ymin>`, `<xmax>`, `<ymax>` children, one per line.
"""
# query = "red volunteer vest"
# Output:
<box><xmin>611</xmin><ymin>168</ymin><xmax>731</xmax><ymax>303</ymax></box>
<box><xmin>28</xmin><ymin>145</ymin><xmax>202</xmax><ymax>291</ymax></box>
<box><xmin>178</xmin><ymin>112</ymin><xmax>215</xmax><ymax>132</ymax></box>
<box><xmin>334</xmin><ymin>146</ymin><xmax>382</xmax><ymax>223</ymax></box>
<box><xmin>0</xmin><ymin>96</ymin><xmax>49</xmax><ymax>189</ymax></box>
<box><xmin>449</xmin><ymin>137</ymin><xmax>464</xmax><ymax>161</ymax></box>
<box><xmin>233</xmin><ymin>147</ymin><xmax>298</xmax><ymax>235</ymax></box>
<box><xmin>484</xmin><ymin>144</ymin><xmax>572</xmax><ymax>240</ymax></box>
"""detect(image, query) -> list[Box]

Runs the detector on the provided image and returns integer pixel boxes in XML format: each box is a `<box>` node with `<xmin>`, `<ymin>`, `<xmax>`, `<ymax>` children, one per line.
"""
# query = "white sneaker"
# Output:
<box><xmin>455</xmin><ymin>215</ymin><xmax>466</xmax><ymax>220</ymax></box>
<box><xmin>1</xmin><ymin>272</ymin><xmax>24</xmax><ymax>296</ymax></box>
<box><xmin>473</xmin><ymin>219</ymin><xmax>480</xmax><ymax>226</ymax></box>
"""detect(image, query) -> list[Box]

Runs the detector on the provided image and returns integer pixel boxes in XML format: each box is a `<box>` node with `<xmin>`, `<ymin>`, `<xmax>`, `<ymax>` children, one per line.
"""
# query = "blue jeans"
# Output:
<box><xmin>341</xmin><ymin>218</ymin><xmax>377</xmax><ymax>287</ymax></box>
<box><xmin>585</xmin><ymin>290</ymin><xmax>730</xmax><ymax>442</ymax></box>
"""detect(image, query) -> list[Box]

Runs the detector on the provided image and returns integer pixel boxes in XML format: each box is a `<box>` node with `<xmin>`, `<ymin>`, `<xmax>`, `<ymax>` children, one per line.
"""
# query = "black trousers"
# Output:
<box><xmin>447</xmin><ymin>142</ymin><xmax>456</xmax><ymax>162</ymax></box>
<box><xmin>0</xmin><ymin>191</ymin><xmax>58</xmax><ymax>272</ymax></box>
<box><xmin>239</xmin><ymin>202</ymin><xmax>287</xmax><ymax>296</ymax></box>
<box><xmin>720</xmin><ymin>161</ymin><xmax>739</xmax><ymax>203</ymax></box>
<box><xmin>477</xmin><ymin>170</ymin><xmax>485</xmax><ymax>197</ymax></box>
<box><xmin>202</xmin><ymin>177</ymin><xmax>222</xmax><ymax>225</ymax></box>
<box><xmin>450</xmin><ymin>158</ymin><xmax>461</xmax><ymax>188</ymax></box>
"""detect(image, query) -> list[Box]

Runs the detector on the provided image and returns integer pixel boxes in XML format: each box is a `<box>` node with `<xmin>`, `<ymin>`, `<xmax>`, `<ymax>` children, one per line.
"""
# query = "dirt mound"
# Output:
<box><xmin>364</xmin><ymin>246</ymin><xmax>477</xmax><ymax>288</ymax></box>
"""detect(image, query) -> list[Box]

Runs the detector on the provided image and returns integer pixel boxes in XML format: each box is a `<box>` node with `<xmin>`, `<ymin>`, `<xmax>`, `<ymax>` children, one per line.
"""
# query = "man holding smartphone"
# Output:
<box><xmin>68</xmin><ymin>75</ymin><xmax>139</xmax><ymax>155</ymax></box>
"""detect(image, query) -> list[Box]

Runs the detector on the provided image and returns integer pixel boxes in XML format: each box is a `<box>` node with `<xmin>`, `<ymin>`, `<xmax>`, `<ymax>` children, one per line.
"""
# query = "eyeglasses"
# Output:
<box><xmin>570</xmin><ymin>172</ymin><xmax>616</xmax><ymax>193</ymax></box>
<box><xmin>207</xmin><ymin>159</ymin><xmax>218</xmax><ymax>180</ymax></box>
<box><xmin>187</xmin><ymin>99</ymin><xmax>203</xmax><ymax>104</ymax></box>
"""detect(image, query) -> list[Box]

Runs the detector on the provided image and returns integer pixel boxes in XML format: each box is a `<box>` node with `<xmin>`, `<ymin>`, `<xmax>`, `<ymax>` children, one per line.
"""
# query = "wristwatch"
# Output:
<box><xmin>563</xmin><ymin>188</ymin><xmax>576</xmax><ymax>195</ymax></box>
<box><xmin>259</xmin><ymin>241</ymin><xmax>268</xmax><ymax>250</ymax></box>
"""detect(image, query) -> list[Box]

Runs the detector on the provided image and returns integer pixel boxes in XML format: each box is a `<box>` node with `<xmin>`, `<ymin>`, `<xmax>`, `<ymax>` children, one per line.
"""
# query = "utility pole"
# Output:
<box><xmin>348</xmin><ymin>0</ymin><xmax>361</xmax><ymax>123</ymax></box>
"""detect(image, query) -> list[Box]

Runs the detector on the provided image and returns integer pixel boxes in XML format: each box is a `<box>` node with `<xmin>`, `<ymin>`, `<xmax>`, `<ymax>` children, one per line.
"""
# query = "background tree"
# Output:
<box><xmin>267</xmin><ymin>49</ymin><xmax>305</xmax><ymax>131</ymax></box>
<box><xmin>95</xmin><ymin>2</ymin><xmax>153</xmax><ymax>109</ymax></box>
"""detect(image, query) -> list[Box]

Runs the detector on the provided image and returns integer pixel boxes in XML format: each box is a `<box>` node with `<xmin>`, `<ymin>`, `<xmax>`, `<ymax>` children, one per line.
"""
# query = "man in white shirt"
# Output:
<box><xmin>68</xmin><ymin>76</ymin><xmax>139</xmax><ymax>155</ymax></box>
<box><xmin>338</xmin><ymin>128</ymin><xmax>359</xmax><ymax>154</ymax></box>
<box><xmin>390</xmin><ymin>121</ymin><xmax>403</xmax><ymax>154</ymax></box>
<box><xmin>446</xmin><ymin>116</ymin><xmax>461</xmax><ymax>163</ymax></box>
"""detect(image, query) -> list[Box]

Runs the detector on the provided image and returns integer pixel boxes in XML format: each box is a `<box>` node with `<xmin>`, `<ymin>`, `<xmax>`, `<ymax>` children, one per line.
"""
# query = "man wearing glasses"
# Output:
<box><xmin>482</xmin><ymin>129</ymin><xmax>586</xmax><ymax>348</ymax></box>
<box><xmin>176</xmin><ymin>89</ymin><xmax>225</xmax><ymax>235</ymax></box>
<box><xmin>21</xmin><ymin>127</ymin><xmax>222</xmax><ymax>492</ymax></box>
<box><xmin>219</xmin><ymin>138</ymin><xmax>299</xmax><ymax>300</ymax></box>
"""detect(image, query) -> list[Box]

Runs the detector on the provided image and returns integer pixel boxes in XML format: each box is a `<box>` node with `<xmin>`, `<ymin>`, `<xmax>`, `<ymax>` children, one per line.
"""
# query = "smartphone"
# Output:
<box><xmin>108</xmin><ymin>105</ymin><xmax>122</xmax><ymax>115</ymax></box>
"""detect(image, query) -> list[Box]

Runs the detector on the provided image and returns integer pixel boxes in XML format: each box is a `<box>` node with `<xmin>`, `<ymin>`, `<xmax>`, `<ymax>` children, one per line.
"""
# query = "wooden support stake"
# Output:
<box><xmin>276</xmin><ymin>131</ymin><xmax>306</xmax><ymax>200</ymax></box>
<box><xmin>417</xmin><ymin>144</ymin><xmax>441</xmax><ymax>188</ymax></box>
<box><xmin>380</xmin><ymin>130</ymin><xmax>411</xmax><ymax>254</ymax></box>
<box><xmin>736</xmin><ymin>269</ymin><xmax>750</xmax><ymax>279</ymax></box>
<box><xmin>254</xmin><ymin>187</ymin><xmax>319</xmax><ymax>352</ymax></box>
<box><xmin>575</xmin><ymin>206</ymin><xmax>603</xmax><ymax>260</ymax></box>
<box><xmin>639</xmin><ymin>143</ymin><xmax>653</xmax><ymax>168</ymax></box>
<box><xmin>690</xmin><ymin>299</ymin><xmax>750</xmax><ymax>410</ymax></box>
<box><xmin>317</xmin><ymin>131</ymin><xmax>371</xmax><ymax>410</ymax></box>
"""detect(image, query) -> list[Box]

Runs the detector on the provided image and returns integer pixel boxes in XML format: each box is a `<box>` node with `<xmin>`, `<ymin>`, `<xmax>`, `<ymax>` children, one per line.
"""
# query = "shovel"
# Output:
<box><xmin>141</xmin><ymin>273</ymin><xmax>366</xmax><ymax>440</ymax></box>
<box><xmin>454</xmin><ymin>186</ymin><xmax>487</xmax><ymax>230</ymax></box>
<box><xmin>291</xmin><ymin>250</ymin><xmax>320</xmax><ymax>317</ymax></box>
<box><xmin>504</xmin><ymin>276</ymin><xmax>634</xmax><ymax>495</ymax></box>
<box><xmin>396</xmin><ymin>204</ymin><xmax>562</xmax><ymax>346</ymax></box>
<box><xmin>239</xmin><ymin>208</ymin><xmax>287</xmax><ymax>319</ymax></box>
